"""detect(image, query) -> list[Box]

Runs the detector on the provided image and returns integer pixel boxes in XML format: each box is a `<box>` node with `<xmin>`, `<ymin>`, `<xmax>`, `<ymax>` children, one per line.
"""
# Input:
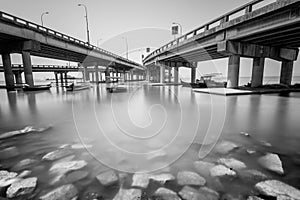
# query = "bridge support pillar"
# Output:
<box><xmin>84</xmin><ymin>67</ymin><xmax>90</xmax><ymax>81</ymax></box>
<box><xmin>95</xmin><ymin>66</ymin><xmax>99</xmax><ymax>83</ymax></box>
<box><xmin>60</xmin><ymin>73</ymin><xmax>64</xmax><ymax>86</ymax></box>
<box><xmin>251</xmin><ymin>58</ymin><xmax>265</xmax><ymax>87</ymax></box>
<box><xmin>64</xmin><ymin>72</ymin><xmax>68</xmax><ymax>85</ymax></box>
<box><xmin>174</xmin><ymin>66</ymin><xmax>179</xmax><ymax>84</ymax></box>
<box><xmin>159</xmin><ymin>65</ymin><xmax>165</xmax><ymax>83</ymax></box>
<box><xmin>14</xmin><ymin>71</ymin><xmax>22</xmax><ymax>84</ymax></box>
<box><xmin>22</xmin><ymin>51</ymin><xmax>34</xmax><ymax>86</ymax></box>
<box><xmin>168</xmin><ymin>67</ymin><xmax>172</xmax><ymax>83</ymax></box>
<box><xmin>2</xmin><ymin>53</ymin><xmax>14</xmax><ymax>89</ymax></box>
<box><xmin>191</xmin><ymin>64</ymin><xmax>197</xmax><ymax>84</ymax></box>
<box><xmin>227</xmin><ymin>55</ymin><xmax>240</xmax><ymax>88</ymax></box>
<box><xmin>54</xmin><ymin>72</ymin><xmax>59</xmax><ymax>85</ymax></box>
<box><xmin>280</xmin><ymin>60</ymin><xmax>293</xmax><ymax>85</ymax></box>
<box><xmin>105</xmin><ymin>68</ymin><xmax>110</xmax><ymax>82</ymax></box>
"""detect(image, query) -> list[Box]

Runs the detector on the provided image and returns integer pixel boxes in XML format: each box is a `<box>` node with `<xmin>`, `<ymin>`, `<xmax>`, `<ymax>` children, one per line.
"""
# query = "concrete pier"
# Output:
<box><xmin>22</xmin><ymin>51</ymin><xmax>34</xmax><ymax>86</ymax></box>
<box><xmin>54</xmin><ymin>72</ymin><xmax>59</xmax><ymax>85</ymax></box>
<box><xmin>95</xmin><ymin>65</ymin><xmax>99</xmax><ymax>83</ymax></box>
<box><xmin>280</xmin><ymin>61</ymin><xmax>294</xmax><ymax>85</ymax></box>
<box><xmin>174</xmin><ymin>66</ymin><xmax>179</xmax><ymax>84</ymax></box>
<box><xmin>251</xmin><ymin>58</ymin><xmax>265</xmax><ymax>87</ymax></box>
<box><xmin>160</xmin><ymin>64</ymin><xmax>165</xmax><ymax>83</ymax></box>
<box><xmin>14</xmin><ymin>71</ymin><xmax>22</xmax><ymax>84</ymax></box>
<box><xmin>60</xmin><ymin>73</ymin><xmax>64</xmax><ymax>86</ymax></box>
<box><xmin>2</xmin><ymin>53</ymin><xmax>14</xmax><ymax>89</ymax></box>
<box><xmin>191</xmin><ymin>64</ymin><xmax>196</xmax><ymax>84</ymax></box>
<box><xmin>168</xmin><ymin>67</ymin><xmax>172</xmax><ymax>83</ymax></box>
<box><xmin>64</xmin><ymin>72</ymin><xmax>68</xmax><ymax>85</ymax></box>
<box><xmin>227</xmin><ymin>55</ymin><xmax>240</xmax><ymax>88</ymax></box>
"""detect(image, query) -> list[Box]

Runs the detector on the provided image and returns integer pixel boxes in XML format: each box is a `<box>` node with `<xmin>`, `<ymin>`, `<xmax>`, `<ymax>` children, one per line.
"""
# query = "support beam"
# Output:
<box><xmin>84</xmin><ymin>66</ymin><xmax>89</xmax><ymax>81</ymax></box>
<box><xmin>174</xmin><ymin>65</ymin><xmax>179</xmax><ymax>84</ymax></box>
<box><xmin>22</xmin><ymin>51</ymin><xmax>34</xmax><ymax>86</ymax></box>
<box><xmin>168</xmin><ymin>67</ymin><xmax>172</xmax><ymax>83</ymax></box>
<box><xmin>280</xmin><ymin>61</ymin><xmax>293</xmax><ymax>85</ymax></box>
<box><xmin>191</xmin><ymin>62</ymin><xmax>197</xmax><ymax>84</ymax></box>
<box><xmin>159</xmin><ymin>64</ymin><xmax>165</xmax><ymax>83</ymax></box>
<box><xmin>54</xmin><ymin>72</ymin><xmax>59</xmax><ymax>85</ymax></box>
<box><xmin>251</xmin><ymin>58</ymin><xmax>265</xmax><ymax>87</ymax></box>
<box><xmin>60</xmin><ymin>73</ymin><xmax>64</xmax><ymax>86</ymax></box>
<box><xmin>95</xmin><ymin>65</ymin><xmax>99</xmax><ymax>83</ymax></box>
<box><xmin>105</xmin><ymin>67</ymin><xmax>110</xmax><ymax>82</ymax></box>
<box><xmin>14</xmin><ymin>71</ymin><xmax>22</xmax><ymax>84</ymax></box>
<box><xmin>64</xmin><ymin>72</ymin><xmax>68</xmax><ymax>85</ymax></box>
<box><xmin>227</xmin><ymin>55</ymin><xmax>240</xmax><ymax>88</ymax></box>
<box><xmin>2</xmin><ymin>53</ymin><xmax>14</xmax><ymax>89</ymax></box>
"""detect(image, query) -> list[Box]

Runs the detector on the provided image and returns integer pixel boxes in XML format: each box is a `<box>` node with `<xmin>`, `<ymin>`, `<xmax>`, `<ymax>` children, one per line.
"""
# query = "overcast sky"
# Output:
<box><xmin>0</xmin><ymin>0</ymin><xmax>299</xmax><ymax>80</ymax></box>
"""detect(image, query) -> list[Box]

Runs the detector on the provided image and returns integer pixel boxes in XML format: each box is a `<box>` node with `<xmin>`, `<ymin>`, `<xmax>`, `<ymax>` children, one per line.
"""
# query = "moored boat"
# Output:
<box><xmin>23</xmin><ymin>84</ymin><xmax>51</xmax><ymax>91</ymax></box>
<box><xmin>66</xmin><ymin>82</ymin><xmax>91</xmax><ymax>91</ymax></box>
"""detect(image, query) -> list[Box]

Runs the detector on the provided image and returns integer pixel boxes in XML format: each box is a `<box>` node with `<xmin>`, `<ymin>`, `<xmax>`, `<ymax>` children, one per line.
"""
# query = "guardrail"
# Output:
<box><xmin>0</xmin><ymin>11</ymin><xmax>139</xmax><ymax>66</ymax></box>
<box><xmin>0</xmin><ymin>64</ymin><xmax>79</xmax><ymax>70</ymax></box>
<box><xmin>144</xmin><ymin>0</ymin><xmax>278</xmax><ymax>62</ymax></box>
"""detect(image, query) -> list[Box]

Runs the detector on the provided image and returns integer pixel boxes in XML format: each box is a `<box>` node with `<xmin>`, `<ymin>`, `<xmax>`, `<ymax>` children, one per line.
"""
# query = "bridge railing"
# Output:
<box><xmin>0</xmin><ymin>11</ymin><xmax>139</xmax><ymax>66</ymax></box>
<box><xmin>144</xmin><ymin>0</ymin><xmax>278</xmax><ymax>62</ymax></box>
<box><xmin>0</xmin><ymin>64</ymin><xmax>79</xmax><ymax>70</ymax></box>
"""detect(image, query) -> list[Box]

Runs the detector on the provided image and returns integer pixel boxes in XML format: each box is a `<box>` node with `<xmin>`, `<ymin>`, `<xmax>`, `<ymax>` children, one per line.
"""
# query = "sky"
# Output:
<box><xmin>0</xmin><ymin>0</ymin><xmax>299</xmax><ymax>80</ymax></box>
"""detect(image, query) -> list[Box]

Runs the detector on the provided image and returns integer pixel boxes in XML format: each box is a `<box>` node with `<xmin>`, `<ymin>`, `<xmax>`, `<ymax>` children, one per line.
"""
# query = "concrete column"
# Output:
<box><xmin>91</xmin><ymin>72</ymin><xmax>95</xmax><ymax>82</ymax></box>
<box><xmin>227</xmin><ymin>55</ymin><xmax>240</xmax><ymax>88</ymax></box>
<box><xmin>54</xmin><ymin>72</ymin><xmax>59</xmax><ymax>85</ymax></box>
<box><xmin>168</xmin><ymin>67</ymin><xmax>172</xmax><ymax>83</ymax></box>
<box><xmin>130</xmin><ymin>71</ymin><xmax>134</xmax><ymax>81</ymax></box>
<box><xmin>280</xmin><ymin>61</ymin><xmax>293</xmax><ymax>85</ymax></box>
<box><xmin>105</xmin><ymin>67</ymin><xmax>110</xmax><ymax>82</ymax></box>
<box><xmin>60</xmin><ymin>73</ymin><xmax>64</xmax><ymax>86</ymax></box>
<box><xmin>174</xmin><ymin>66</ymin><xmax>179</xmax><ymax>84</ymax></box>
<box><xmin>22</xmin><ymin>51</ymin><xmax>34</xmax><ymax>86</ymax></box>
<box><xmin>95</xmin><ymin>65</ymin><xmax>99</xmax><ymax>83</ymax></box>
<box><xmin>2</xmin><ymin>53</ymin><xmax>14</xmax><ymax>89</ymax></box>
<box><xmin>84</xmin><ymin>66</ymin><xmax>89</xmax><ymax>81</ymax></box>
<box><xmin>191</xmin><ymin>66</ymin><xmax>196</xmax><ymax>84</ymax></box>
<box><xmin>14</xmin><ymin>71</ymin><xmax>22</xmax><ymax>84</ymax></box>
<box><xmin>251</xmin><ymin>57</ymin><xmax>265</xmax><ymax>87</ymax></box>
<box><xmin>64</xmin><ymin>72</ymin><xmax>68</xmax><ymax>85</ymax></box>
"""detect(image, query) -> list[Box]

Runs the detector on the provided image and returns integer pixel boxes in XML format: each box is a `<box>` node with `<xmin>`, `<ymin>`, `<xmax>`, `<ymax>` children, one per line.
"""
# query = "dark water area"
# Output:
<box><xmin>0</xmin><ymin>82</ymin><xmax>300</xmax><ymax>199</ymax></box>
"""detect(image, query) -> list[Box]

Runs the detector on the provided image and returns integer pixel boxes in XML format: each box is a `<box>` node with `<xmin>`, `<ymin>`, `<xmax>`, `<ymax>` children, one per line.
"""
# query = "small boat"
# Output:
<box><xmin>106</xmin><ymin>77</ymin><xmax>127</xmax><ymax>93</ymax></box>
<box><xmin>181</xmin><ymin>73</ymin><xmax>227</xmax><ymax>88</ymax></box>
<box><xmin>23</xmin><ymin>84</ymin><xmax>51</xmax><ymax>91</ymax></box>
<box><xmin>181</xmin><ymin>79</ymin><xmax>207</xmax><ymax>88</ymax></box>
<box><xmin>66</xmin><ymin>82</ymin><xmax>91</xmax><ymax>91</ymax></box>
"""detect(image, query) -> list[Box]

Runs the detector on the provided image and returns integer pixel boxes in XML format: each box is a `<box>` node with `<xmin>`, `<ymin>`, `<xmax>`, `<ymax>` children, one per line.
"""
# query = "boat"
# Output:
<box><xmin>181</xmin><ymin>73</ymin><xmax>227</xmax><ymax>88</ymax></box>
<box><xmin>66</xmin><ymin>82</ymin><xmax>91</xmax><ymax>91</ymax></box>
<box><xmin>106</xmin><ymin>77</ymin><xmax>127</xmax><ymax>93</ymax></box>
<box><xmin>22</xmin><ymin>84</ymin><xmax>51</xmax><ymax>91</ymax></box>
<box><xmin>181</xmin><ymin>79</ymin><xmax>207</xmax><ymax>88</ymax></box>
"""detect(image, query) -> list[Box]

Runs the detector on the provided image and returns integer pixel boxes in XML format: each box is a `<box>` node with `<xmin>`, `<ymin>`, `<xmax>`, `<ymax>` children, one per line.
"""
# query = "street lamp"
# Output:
<box><xmin>41</xmin><ymin>12</ymin><xmax>49</xmax><ymax>27</ymax></box>
<box><xmin>172</xmin><ymin>22</ymin><xmax>182</xmax><ymax>38</ymax></box>
<box><xmin>122</xmin><ymin>37</ymin><xmax>128</xmax><ymax>59</ymax></box>
<box><xmin>78</xmin><ymin>3</ymin><xmax>90</xmax><ymax>44</ymax></box>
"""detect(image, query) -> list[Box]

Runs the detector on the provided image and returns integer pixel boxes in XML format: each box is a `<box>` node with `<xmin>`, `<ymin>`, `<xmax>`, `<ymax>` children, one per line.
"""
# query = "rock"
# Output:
<box><xmin>18</xmin><ymin>170</ymin><xmax>32</xmax><ymax>178</ymax></box>
<box><xmin>12</xmin><ymin>158</ymin><xmax>38</xmax><ymax>171</ymax></box>
<box><xmin>260</xmin><ymin>140</ymin><xmax>272</xmax><ymax>147</ymax></box>
<box><xmin>131</xmin><ymin>173</ymin><xmax>149</xmax><ymax>188</ymax></box>
<box><xmin>239</xmin><ymin>169</ymin><xmax>267</xmax><ymax>182</ymax></box>
<box><xmin>53</xmin><ymin>155</ymin><xmax>76</xmax><ymax>165</ymax></box>
<box><xmin>71</xmin><ymin>144</ymin><xmax>93</xmax><ymax>150</ymax></box>
<box><xmin>113</xmin><ymin>188</ymin><xmax>142</xmax><ymax>200</ymax></box>
<box><xmin>49</xmin><ymin>160</ymin><xmax>87</xmax><ymax>175</ymax></box>
<box><xmin>149</xmin><ymin>173</ymin><xmax>175</xmax><ymax>184</ymax></box>
<box><xmin>246</xmin><ymin>149</ymin><xmax>256</xmax><ymax>155</ymax></box>
<box><xmin>194</xmin><ymin>160</ymin><xmax>216</xmax><ymax>177</ymax></box>
<box><xmin>50</xmin><ymin>171</ymin><xmax>89</xmax><ymax>186</ymax></box>
<box><xmin>6</xmin><ymin>177</ymin><xmax>37</xmax><ymax>198</ymax></box>
<box><xmin>177</xmin><ymin>171</ymin><xmax>206</xmax><ymax>186</ymax></box>
<box><xmin>179</xmin><ymin>186</ymin><xmax>201</xmax><ymax>200</ymax></box>
<box><xmin>210</xmin><ymin>165</ymin><xmax>236</xmax><ymax>177</ymax></box>
<box><xmin>0</xmin><ymin>146</ymin><xmax>19</xmax><ymax>159</ymax></box>
<box><xmin>42</xmin><ymin>149</ymin><xmax>73</xmax><ymax>161</ymax></box>
<box><xmin>39</xmin><ymin>184</ymin><xmax>78</xmax><ymax>200</ymax></box>
<box><xmin>240</xmin><ymin>132</ymin><xmax>250</xmax><ymax>137</ymax></box>
<box><xmin>0</xmin><ymin>126</ymin><xmax>34</xmax><ymax>140</ymax></box>
<box><xmin>255</xmin><ymin>180</ymin><xmax>300</xmax><ymax>200</ymax></box>
<box><xmin>221</xmin><ymin>194</ymin><xmax>244</xmax><ymax>200</ymax></box>
<box><xmin>258</xmin><ymin>153</ymin><xmax>284</xmax><ymax>175</ymax></box>
<box><xmin>218</xmin><ymin>158</ymin><xmax>246</xmax><ymax>170</ymax></box>
<box><xmin>198</xmin><ymin>187</ymin><xmax>220</xmax><ymax>200</ymax></box>
<box><xmin>214</xmin><ymin>141</ymin><xmax>239</xmax><ymax>154</ymax></box>
<box><xmin>153</xmin><ymin>187</ymin><xmax>181</xmax><ymax>200</ymax></box>
<box><xmin>0</xmin><ymin>170</ymin><xmax>18</xmax><ymax>180</ymax></box>
<box><xmin>96</xmin><ymin>170</ymin><xmax>118</xmax><ymax>186</ymax></box>
<box><xmin>247</xmin><ymin>196</ymin><xmax>264</xmax><ymax>200</ymax></box>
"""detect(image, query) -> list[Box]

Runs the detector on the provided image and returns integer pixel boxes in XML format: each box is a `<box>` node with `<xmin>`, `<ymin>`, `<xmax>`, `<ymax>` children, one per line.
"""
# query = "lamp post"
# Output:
<box><xmin>172</xmin><ymin>22</ymin><xmax>182</xmax><ymax>39</ymax></box>
<box><xmin>78</xmin><ymin>3</ymin><xmax>90</xmax><ymax>44</ymax></box>
<box><xmin>122</xmin><ymin>37</ymin><xmax>128</xmax><ymax>59</ymax></box>
<box><xmin>41</xmin><ymin>12</ymin><xmax>49</xmax><ymax>27</ymax></box>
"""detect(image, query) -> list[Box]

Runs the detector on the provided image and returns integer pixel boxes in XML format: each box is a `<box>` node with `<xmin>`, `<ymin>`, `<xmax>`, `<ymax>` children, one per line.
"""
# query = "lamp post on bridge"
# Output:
<box><xmin>172</xmin><ymin>22</ymin><xmax>182</xmax><ymax>39</ymax></box>
<box><xmin>122</xmin><ymin>37</ymin><xmax>129</xmax><ymax>59</ymax></box>
<box><xmin>78</xmin><ymin>3</ymin><xmax>90</xmax><ymax>44</ymax></box>
<box><xmin>41</xmin><ymin>12</ymin><xmax>49</xmax><ymax>27</ymax></box>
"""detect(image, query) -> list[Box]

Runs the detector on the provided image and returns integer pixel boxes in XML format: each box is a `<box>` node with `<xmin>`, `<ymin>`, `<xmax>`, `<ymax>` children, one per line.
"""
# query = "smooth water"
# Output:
<box><xmin>0</xmin><ymin>82</ymin><xmax>300</xmax><ymax>199</ymax></box>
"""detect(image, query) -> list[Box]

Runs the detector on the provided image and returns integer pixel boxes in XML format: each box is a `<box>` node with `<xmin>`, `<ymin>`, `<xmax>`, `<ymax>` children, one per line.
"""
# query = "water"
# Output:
<box><xmin>0</xmin><ymin>82</ymin><xmax>300</xmax><ymax>199</ymax></box>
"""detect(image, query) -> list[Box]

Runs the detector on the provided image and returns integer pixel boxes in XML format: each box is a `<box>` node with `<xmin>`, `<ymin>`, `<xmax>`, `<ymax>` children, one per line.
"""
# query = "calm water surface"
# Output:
<box><xmin>0</xmin><ymin>82</ymin><xmax>300</xmax><ymax>198</ymax></box>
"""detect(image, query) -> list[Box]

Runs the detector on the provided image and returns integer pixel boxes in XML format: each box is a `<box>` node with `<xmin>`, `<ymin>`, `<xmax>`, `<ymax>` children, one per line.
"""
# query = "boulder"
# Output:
<box><xmin>255</xmin><ymin>180</ymin><xmax>300</xmax><ymax>200</ymax></box>
<box><xmin>71</xmin><ymin>144</ymin><xmax>93</xmax><ymax>150</ymax></box>
<box><xmin>50</xmin><ymin>171</ymin><xmax>89</xmax><ymax>186</ymax></box>
<box><xmin>179</xmin><ymin>186</ymin><xmax>201</xmax><ymax>200</ymax></box>
<box><xmin>0</xmin><ymin>126</ymin><xmax>34</xmax><ymax>140</ymax></box>
<box><xmin>0</xmin><ymin>170</ymin><xmax>17</xmax><ymax>180</ymax></box>
<box><xmin>246</xmin><ymin>149</ymin><xmax>256</xmax><ymax>155</ymax></box>
<box><xmin>131</xmin><ymin>173</ymin><xmax>149</xmax><ymax>188</ymax></box>
<box><xmin>113</xmin><ymin>188</ymin><xmax>142</xmax><ymax>200</ymax></box>
<box><xmin>214</xmin><ymin>141</ymin><xmax>239</xmax><ymax>154</ymax></box>
<box><xmin>153</xmin><ymin>187</ymin><xmax>181</xmax><ymax>200</ymax></box>
<box><xmin>247</xmin><ymin>196</ymin><xmax>264</xmax><ymax>200</ymax></box>
<box><xmin>239</xmin><ymin>169</ymin><xmax>268</xmax><ymax>182</ymax></box>
<box><xmin>96</xmin><ymin>170</ymin><xmax>118</xmax><ymax>186</ymax></box>
<box><xmin>42</xmin><ymin>149</ymin><xmax>73</xmax><ymax>161</ymax></box>
<box><xmin>194</xmin><ymin>160</ymin><xmax>216</xmax><ymax>177</ymax></box>
<box><xmin>177</xmin><ymin>171</ymin><xmax>206</xmax><ymax>186</ymax></box>
<box><xmin>198</xmin><ymin>187</ymin><xmax>220</xmax><ymax>200</ymax></box>
<box><xmin>258</xmin><ymin>153</ymin><xmax>284</xmax><ymax>175</ymax></box>
<box><xmin>49</xmin><ymin>160</ymin><xmax>87</xmax><ymax>175</ymax></box>
<box><xmin>149</xmin><ymin>173</ymin><xmax>175</xmax><ymax>184</ymax></box>
<box><xmin>6</xmin><ymin>177</ymin><xmax>37</xmax><ymax>198</ymax></box>
<box><xmin>12</xmin><ymin>158</ymin><xmax>38</xmax><ymax>171</ymax></box>
<box><xmin>218</xmin><ymin>158</ymin><xmax>246</xmax><ymax>170</ymax></box>
<box><xmin>18</xmin><ymin>170</ymin><xmax>32</xmax><ymax>178</ymax></box>
<box><xmin>210</xmin><ymin>165</ymin><xmax>236</xmax><ymax>177</ymax></box>
<box><xmin>39</xmin><ymin>184</ymin><xmax>78</xmax><ymax>200</ymax></box>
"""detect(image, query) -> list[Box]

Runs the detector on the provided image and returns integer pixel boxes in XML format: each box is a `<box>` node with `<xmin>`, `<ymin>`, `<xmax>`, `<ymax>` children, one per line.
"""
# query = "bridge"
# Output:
<box><xmin>143</xmin><ymin>0</ymin><xmax>300</xmax><ymax>87</ymax></box>
<box><xmin>0</xmin><ymin>11</ymin><xmax>144</xmax><ymax>89</ymax></box>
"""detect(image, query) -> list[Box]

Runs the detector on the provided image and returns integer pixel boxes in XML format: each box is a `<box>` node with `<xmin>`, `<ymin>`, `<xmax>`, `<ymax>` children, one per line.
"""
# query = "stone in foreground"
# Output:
<box><xmin>113</xmin><ymin>188</ymin><xmax>141</xmax><ymax>200</ymax></box>
<box><xmin>214</xmin><ymin>141</ymin><xmax>239</xmax><ymax>154</ymax></box>
<box><xmin>39</xmin><ymin>184</ymin><xmax>78</xmax><ymax>200</ymax></box>
<box><xmin>153</xmin><ymin>187</ymin><xmax>181</xmax><ymax>200</ymax></box>
<box><xmin>210</xmin><ymin>165</ymin><xmax>236</xmax><ymax>177</ymax></box>
<box><xmin>239</xmin><ymin>169</ymin><xmax>268</xmax><ymax>182</ymax></box>
<box><xmin>258</xmin><ymin>153</ymin><xmax>284</xmax><ymax>175</ymax></box>
<box><xmin>198</xmin><ymin>187</ymin><xmax>220</xmax><ymax>200</ymax></box>
<box><xmin>194</xmin><ymin>160</ymin><xmax>216</xmax><ymax>177</ymax></box>
<box><xmin>179</xmin><ymin>186</ymin><xmax>201</xmax><ymax>200</ymax></box>
<box><xmin>255</xmin><ymin>180</ymin><xmax>300</xmax><ymax>200</ymax></box>
<box><xmin>6</xmin><ymin>177</ymin><xmax>37</xmax><ymax>198</ymax></box>
<box><xmin>49</xmin><ymin>160</ymin><xmax>87</xmax><ymax>175</ymax></box>
<box><xmin>177</xmin><ymin>171</ymin><xmax>206</xmax><ymax>186</ymax></box>
<box><xmin>96</xmin><ymin>170</ymin><xmax>118</xmax><ymax>186</ymax></box>
<box><xmin>42</xmin><ymin>149</ymin><xmax>73</xmax><ymax>161</ymax></box>
<box><xmin>218</xmin><ymin>158</ymin><xmax>246</xmax><ymax>170</ymax></box>
<box><xmin>131</xmin><ymin>173</ymin><xmax>149</xmax><ymax>188</ymax></box>
<box><xmin>12</xmin><ymin>158</ymin><xmax>38</xmax><ymax>171</ymax></box>
<box><xmin>149</xmin><ymin>173</ymin><xmax>175</xmax><ymax>184</ymax></box>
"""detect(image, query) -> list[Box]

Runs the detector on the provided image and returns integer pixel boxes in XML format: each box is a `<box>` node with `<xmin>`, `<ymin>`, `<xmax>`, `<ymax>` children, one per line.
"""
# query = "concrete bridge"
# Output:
<box><xmin>143</xmin><ymin>0</ymin><xmax>300</xmax><ymax>87</ymax></box>
<box><xmin>0</xmin><ymin>11</ymin><xmax>144</xmax><ymax>89</ymax></box>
